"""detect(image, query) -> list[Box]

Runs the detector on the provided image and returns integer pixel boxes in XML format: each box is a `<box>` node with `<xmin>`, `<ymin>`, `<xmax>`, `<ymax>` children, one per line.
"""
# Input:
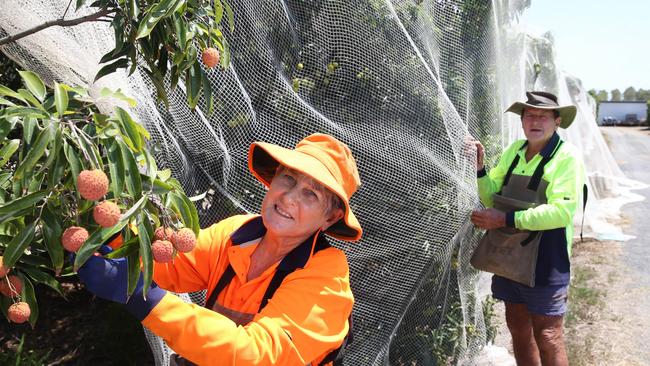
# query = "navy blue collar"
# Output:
<box><xmin>229</xmin><ymin>215</ymin><xmax>326</xmax><ymax>271</ymax></box>
<box><xmin>519</xmin><ymin>132</ymin><xmax>561</xmax><ymax>158</ymax></box>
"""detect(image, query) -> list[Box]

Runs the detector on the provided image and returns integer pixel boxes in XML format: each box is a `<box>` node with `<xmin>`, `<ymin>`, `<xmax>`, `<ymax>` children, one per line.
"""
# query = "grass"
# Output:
<box><xmin>565</xmin><ymin>265</ymin><xmax>608</xmax><ymax>365</ymax></box>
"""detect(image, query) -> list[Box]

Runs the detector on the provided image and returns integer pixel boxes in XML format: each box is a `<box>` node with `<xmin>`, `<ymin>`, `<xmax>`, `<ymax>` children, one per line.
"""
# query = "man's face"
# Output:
<box><xmin>521</xmin><ymin>107</ymin><xmax>560</xmax><ymax>145</ymax></box>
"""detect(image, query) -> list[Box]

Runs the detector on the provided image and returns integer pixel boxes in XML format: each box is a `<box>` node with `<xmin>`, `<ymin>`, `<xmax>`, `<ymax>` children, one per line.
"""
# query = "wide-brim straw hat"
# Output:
<box><xmin>248</xmin><ymin>133</ymin><xmax>362</xmax><ymax>242</ymax></box>
<box><xmin>506</xmin><ymin>91</ymin><xmax>577</xmax><ymax>128</ymax></box>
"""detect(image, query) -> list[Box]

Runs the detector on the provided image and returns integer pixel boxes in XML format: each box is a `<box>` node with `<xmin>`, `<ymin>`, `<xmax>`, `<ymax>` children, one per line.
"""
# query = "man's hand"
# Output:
<box><xmin>471</xmin><ymin>208</ymin><xmax>506</xmax><ymax>230</ymax></box>
<box><xmin>465</xmin><ymin>136</ymin><xmax>485</xmax><ymax>172</ymax></box>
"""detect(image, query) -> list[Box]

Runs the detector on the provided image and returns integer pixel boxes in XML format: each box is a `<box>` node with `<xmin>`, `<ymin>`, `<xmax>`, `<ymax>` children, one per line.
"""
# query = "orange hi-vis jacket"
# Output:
<box><xmin>145</xmin><ymin>214</ymin><xmax>354</xmax><ymax>365</ymax></box>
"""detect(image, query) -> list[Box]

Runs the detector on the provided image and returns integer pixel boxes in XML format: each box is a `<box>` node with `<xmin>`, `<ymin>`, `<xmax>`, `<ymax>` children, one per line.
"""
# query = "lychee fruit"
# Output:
<box><xmin>201</xmin><ymin>48</ymin><xmax>220</xmax><ymax>68</ymax></box>
<box><xmin>7</xmin><ymin>302</ymin><xmax>30</xmax><ymax>324</ymax></box>
<box><xmin>154</xmin><ymin>226</ymin><xmax>174</xmax><ymax>241</ymax></box>
<box><xmin>151</xmin><ymin>240</ymin><xmax>174</xmax><ymax>263</ymax></box>
<box><xmin>61</xmin><ymin>226</ymin><xmax>89</xmax><ymax>252</ymax></box>
<box><xmin>0</xmin><ymin>256</ymin><xmax>9</xmax><ymax>278</ymax></box>
<box><xmin>93</xmin><ymin>201</ymin><xmax>121</xmax><ymax>228</ymax></box>
<box><xmin>77</xmin><ymin>169</ymin><xmax>109</xmax><ymax>201</ymax></box>
<box><xmin>0</xmin><ymin>275</ymin><xmax>23</xmax><ymax>297</ymax></box>
<box><xmin>172</xmin><ymin>228</ymin><xmax>197</xmax><ymax>253</ymax></box>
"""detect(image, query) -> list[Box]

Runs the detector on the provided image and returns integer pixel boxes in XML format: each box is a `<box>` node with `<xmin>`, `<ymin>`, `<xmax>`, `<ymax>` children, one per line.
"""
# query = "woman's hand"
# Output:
<box><xmin>470</xmin><ymin>208</ymin><xmax>506</xmax><ymax>230</ymax></box>
<box><xmin>465</xmin><ymin>136</ymin><xmax>485</xmax><ymax>171</ymax></box>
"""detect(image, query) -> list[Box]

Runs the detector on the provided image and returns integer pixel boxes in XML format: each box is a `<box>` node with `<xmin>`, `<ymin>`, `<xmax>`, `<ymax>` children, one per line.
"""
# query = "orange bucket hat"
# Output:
<box><xmin>248</xmin><ymin>133</ymin><xmax>362</xmax><ymax>242</ymax></box>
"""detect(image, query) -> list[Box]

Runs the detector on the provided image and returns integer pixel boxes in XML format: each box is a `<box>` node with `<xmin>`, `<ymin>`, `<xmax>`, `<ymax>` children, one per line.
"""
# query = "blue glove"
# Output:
<box><xmin>76</xmin><ymin>245</ymin><xmax>167</xmax><ymax>321</ymax></box>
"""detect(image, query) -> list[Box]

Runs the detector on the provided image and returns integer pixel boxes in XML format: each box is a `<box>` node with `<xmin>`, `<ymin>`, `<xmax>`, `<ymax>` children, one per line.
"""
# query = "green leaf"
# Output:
<box><xmin>107</xmin><ymin>140</ymin><xmax>126</xmax><ymax>199</ymax></box>
<box><xmin>99</xmin><ymin>44</ymin><xmax>131</xmax><ymax>64</ymax></box>
<box><xmin>105</xmin><ymin>236</ymin><xmax>139</xmax><ymax>258</ymax></box>
<box><xmin>173</xmin><ymin>14</ymin><xmax>188</xmax><ymax>51</ymax></box>
<box><xmin>2</xmin><ymin>221</ymin><xmax>37</xmax><ymax>268</ymax></box>
<box><xmin>47</xmin><ymin>149</ymin><xmax>66</xmax><ymax>188</ymax></box>
<box><xmin>21</xmin><ymin>266</ymin><xmax>65</xmax><ymax>297</ymax></box>
<box><xmin>118</xmin><ymin>139</ymin><xmax>142</xmax><ymax>200</ymax></box>
<box><xmin>0</xmin><ymin>97</ymin><xmax>15</xmax><ymax>106</ymax></box>
<box><xmin>168</xmin><ymin>191</ymin><xmax>200</xmax><ymax>234</ymax></box>
<box><xmin>136</xmin><ymin>212</ymin><xmax>153</xmax><ymax>298</ymax></box>
<box><xmin>74</xmin><ymin>194</ymin><xmax>148</xmax><ymax>270</ymax></box>
<box><xmin>186</xmin><ymin>62</ymin><xmax>202</xmax><ymax>109</ymax></box>
<box><xmin>128</xmin><ymin>0</ymin><xmax>140</xmax><ymax>18</ymax></box>
<box><xmin>14</xmin><ymin>122</ymin><xmax>55</xmax><ymax>180</ymax></box>
<box><xmin>0</xmin><ymin>190</ymin><xmax>47</xmax><ymax>223</ymax></box>
<box><xmin>94</xmin><ymin>58</ymin><xmax>129</xmax><ymax>82</ymax></box>
<box><xmin>135</xmin><ymin>0</ymin><xmax>184</xmax><ymax>39</ymax></box>
<box><xmin>4</xmin><ymin>106</ymin><xmax>49</xmax><ymax>119</ymax></box>
<box><xmin>0</xmin><ymin>139</ymin><xmax>19</xmax><ymax>168</ymax></box>
<box><xmin>126</xmin><ymin>249</ymin><xmax>141</xmax><ymax>299</ymax></box>
<box><xmin>142</xmin><ymin>148</ymin><xmax>158</xmax><ymax>185</ymax></box>
<box><xmin>157</xmin><ymin>168</ymin><xmax>172</xmax><ymax>181</ymax></box>
<box><xmin>41</xmin><ymin>208</ymin><xmax>65</xmax><ymax>274</ymax></box>
<box><xmin>0</xmin><ymin>84</ymin><xmax>27</xmax><ymax>104</ymax></box>
<box><xmin>201</xmin><ymin>67</ymin><xmax>214</xmax><ymax>114</ymax></box>
<box><xmin>0</xmin><ymin>119</ymin><xmax>16</xmax><ymax>141</ymax></box>
<box><xmin>17</xmin><ymin>70</ymin><xmax>46</xmax><ymax>102</ymax></box>
<box><xmin>54</xmin><ymin>83</ymin><xmax>68</xmax><ymax>117</ymax></box>
<box><xmin>223</xmin><ymin>0</ymin><xmax>235</xmax><ymax>33</ymax></box>
<box><xmin>214</xmin><ymin>0</ymin><xmax>224</xmax><ymax>24</ymax></box>
<box><xmin>18</xmin><ymin>89</ymin><xmax>43</xmax><ymax>108</ymax></box>
<box><xmin>221</xmin><ymin>38</ymin><xmax>231</xmax><ymax>68</ymax></box>
<box><xmin>115</xmin><ymin>107</ymin><xmax>145</xmax><ymax>152</ymax></box>
<box><xmin>75</xmin><ymin>0</ymin><xmax>87</xmax><ymax>10</ymax></box>
<box><xmin>63</xmin><ymin>140</ymin><xmax>84</xmax><ymax>188</ymax></box>
<box><xmin>21</xmin><ymin>275</ymin><xmax>39</xmax><ymax>327</ymax></box>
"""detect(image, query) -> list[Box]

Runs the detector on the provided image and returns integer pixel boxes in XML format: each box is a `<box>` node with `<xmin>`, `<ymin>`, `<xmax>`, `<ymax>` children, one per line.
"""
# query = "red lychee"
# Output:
<box><xmin>93</xmin><ymin>201</ymin><xmax>121</xmax><ymax>228</ymax></box>
<box><xmin>151</xmin><ymin>240</ymin><xmax>174</xmax><ymax>263</ymax></box>
<box><xmin>154</xmin><ymin>226</ymin><xmax>174</xmax><ymax>241</ymax></box>
<box><xmin>61</xmin><ymin>226</ymin><xmax>89</xmax><ymax>252</ymax></box>
<box><xmin>77</xmin><ymin>170</ymin><xmax>109</xmax><ymax>201</ymax></box>
<box><xmin>0</xmin><ymin>275</ymin><xmax>23</xmax><ymax>298</ymax></box>
<box><xmin>0</xmin><ymin>256</ymin><xmax>9</xmax><ymax>278</ymax></box>
<box><xmin>201</xmin><ymin>48</ymin><xmax>220</xmax><ymax>68</ymax></box>
<box><xmin>8</xmin><ymin>302</ymin><xmax>30</xmax><ymax>324</ymax></box>
<box><xmin>172</xmin><ymin>228</ymin><xmax>197</xmax><ymax>253</ymax></box>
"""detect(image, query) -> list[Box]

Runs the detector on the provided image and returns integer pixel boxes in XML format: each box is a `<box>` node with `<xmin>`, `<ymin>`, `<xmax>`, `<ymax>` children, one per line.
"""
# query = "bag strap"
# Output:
<box><xmin>502</xmin><ymin>154</ymin><xmax>520</xmax><ymax>188</ymax></box>
<box><xmin>527</xmin><ymin>140</ymin><xmax>564</xmax><ymax>191</ymax></box>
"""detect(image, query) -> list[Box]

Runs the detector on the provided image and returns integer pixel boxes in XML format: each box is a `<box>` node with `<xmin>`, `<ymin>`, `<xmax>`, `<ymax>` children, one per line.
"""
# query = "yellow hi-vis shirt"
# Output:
<box><xmin>145</xmin><ymin>214</ymin><xmax>353</xmax><ymax>365</ymax></box>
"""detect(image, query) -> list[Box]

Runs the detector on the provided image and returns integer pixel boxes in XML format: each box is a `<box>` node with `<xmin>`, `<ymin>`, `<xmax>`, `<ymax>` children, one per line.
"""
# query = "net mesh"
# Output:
<box><xmin>0</xmin><ymin>0</ymin><xmax>635</xmax><ymax>364</ymax></box>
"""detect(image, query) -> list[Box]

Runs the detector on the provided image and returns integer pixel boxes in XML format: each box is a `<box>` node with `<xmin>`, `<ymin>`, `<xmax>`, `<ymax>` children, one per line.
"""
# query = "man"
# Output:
<box><xmin>469</xmin><ymin>91</ymin><xmax>585</xmax><ymax>365</ymax></box>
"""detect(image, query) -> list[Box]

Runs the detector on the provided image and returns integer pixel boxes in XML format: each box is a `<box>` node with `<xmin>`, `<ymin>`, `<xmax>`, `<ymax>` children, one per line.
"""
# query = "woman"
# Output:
<box><xmin>77</xmin><ymin>133</ymin><xmax>362</xmax><ymax>365</ymax></box>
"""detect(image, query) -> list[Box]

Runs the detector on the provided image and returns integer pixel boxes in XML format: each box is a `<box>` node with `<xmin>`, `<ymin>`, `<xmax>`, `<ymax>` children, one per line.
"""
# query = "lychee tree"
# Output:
<box><xmin>0</xmin><ymin>70</ymin><xmax>199</xmax><ymax>326</ymax></box>
<box><xmin>0</xmin><ymin>0</ymin><xmax>234</xmax><ymax>110</ymax></box>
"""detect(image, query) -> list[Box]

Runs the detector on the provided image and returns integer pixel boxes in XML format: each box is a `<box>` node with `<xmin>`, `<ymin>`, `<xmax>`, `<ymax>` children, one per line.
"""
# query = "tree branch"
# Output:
<box><xmin>0</xmin><ymin>8</ymin><xmax>116</xmax><ymax>46</ymax></box>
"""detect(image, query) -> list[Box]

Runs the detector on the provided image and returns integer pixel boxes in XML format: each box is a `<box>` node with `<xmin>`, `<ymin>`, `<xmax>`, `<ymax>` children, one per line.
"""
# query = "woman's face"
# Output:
<box><xmin>521</xmin><ymin>107</ymin><xmax>560</xmax><ymax>145</ymax></box>
<box><xmin>261</xmin><ymin>166</ymin><xmax>342</xmax><ymax>242</ymax></box>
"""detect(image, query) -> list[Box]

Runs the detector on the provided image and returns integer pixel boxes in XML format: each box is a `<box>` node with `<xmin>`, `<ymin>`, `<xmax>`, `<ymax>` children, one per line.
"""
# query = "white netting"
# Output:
<box><xmin>0</xmin><ymin>0</ymin><xmax>636</xmax><ymax>364</ymax></box>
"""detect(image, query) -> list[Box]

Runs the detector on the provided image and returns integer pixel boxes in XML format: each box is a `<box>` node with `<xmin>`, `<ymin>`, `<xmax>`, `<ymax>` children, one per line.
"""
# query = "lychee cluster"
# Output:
<box><xmin>201</xmin><ymin>48</ymin><xmax>220</xmax><ymax>68</ymax></box>
<box><xmin>150</xmin><ymin>227</ymin><xmax>197</xmax><ymax>263</ymax></box>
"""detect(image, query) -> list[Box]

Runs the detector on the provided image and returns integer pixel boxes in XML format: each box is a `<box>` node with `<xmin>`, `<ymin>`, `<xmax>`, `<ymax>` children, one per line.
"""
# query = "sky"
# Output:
<box><xmin>520</xmin><ymin>0</ymin><xmax>650</xmax><ymax>93</ymax></box>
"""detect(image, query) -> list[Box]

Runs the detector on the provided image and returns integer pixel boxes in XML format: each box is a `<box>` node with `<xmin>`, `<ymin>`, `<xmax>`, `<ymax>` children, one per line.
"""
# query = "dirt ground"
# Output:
<box><xmin>0</xmin><ymin>279</ymin><xmax>154</xmax><ymax>365</ymax></box>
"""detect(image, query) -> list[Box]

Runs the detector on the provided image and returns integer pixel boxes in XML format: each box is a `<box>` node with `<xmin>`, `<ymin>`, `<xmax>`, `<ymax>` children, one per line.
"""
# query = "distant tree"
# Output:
<box><xmin>636</xmin><ymin>88</ymin><xmax>650</xmax><ymax>102</ymax></box>
<box><xmin>587</xmin><ymin>89</ymin><xmax>597</xmax><ymax>100</ymax></box>
<box><xmin>623</xmin><ymin>86</ymin><xmax>637</xmax><ymax>101</ymax></box>
<box><xmin>611</xmin><ymin>89</ymin><xmax>621</xmax><ymax>101</ymax></box>
<box><xmin>597</xmin><ymin>90</ymin><xmax>608</xmax><ymax>102</ymax></box>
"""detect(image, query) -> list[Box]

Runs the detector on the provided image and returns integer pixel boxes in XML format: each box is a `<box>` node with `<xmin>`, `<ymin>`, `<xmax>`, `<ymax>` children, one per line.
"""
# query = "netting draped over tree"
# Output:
<box><xmin>0</xmin><ymin>0</ymin><xmax>635</xmax><ymax>364</ymax></box>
